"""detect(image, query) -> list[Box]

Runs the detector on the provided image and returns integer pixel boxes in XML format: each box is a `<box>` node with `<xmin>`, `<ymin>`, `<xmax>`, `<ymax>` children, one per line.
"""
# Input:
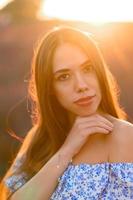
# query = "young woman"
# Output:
<box><xmin>1</xmin><ymin>26</ymin><xmax>133</xmax><ymax>200</ymax></box>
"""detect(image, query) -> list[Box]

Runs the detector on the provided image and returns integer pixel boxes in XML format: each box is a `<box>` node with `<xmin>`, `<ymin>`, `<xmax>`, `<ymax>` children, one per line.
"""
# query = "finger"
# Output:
<box><xmin>83</xmin><ymin>123</ymin><xmax>113</xmax><ymax>132</ymax></box>
<box><xmin>96</xmin><ymin>115</ymin><xmax>114</xmax><ymax>127</ymax></box>
<box><xmin>77</xmin><ymin>114</ymin><xmax>113</xmax><ymax>128</ymax></box>
<box><xmin>84</xmin><ymin>126</ymin><xmax>111</xmax><ymax>136</ymax></box>
<box><xmin>78</xmin><ymin>119</ymin><xmax>114</xmax><ymax>130</ymax></box>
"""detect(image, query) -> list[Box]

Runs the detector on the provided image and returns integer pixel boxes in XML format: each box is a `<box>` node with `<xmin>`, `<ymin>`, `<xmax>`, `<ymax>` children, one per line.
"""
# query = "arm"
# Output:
<box><xmin>10</xmin><ymin>114</ymin><xmax>113</xmax><ymax>200</ymax></box>
<box><xmin>10</xmin><ymin>147</ymin><xmax>73</xmax><ymax>200</ymax></box>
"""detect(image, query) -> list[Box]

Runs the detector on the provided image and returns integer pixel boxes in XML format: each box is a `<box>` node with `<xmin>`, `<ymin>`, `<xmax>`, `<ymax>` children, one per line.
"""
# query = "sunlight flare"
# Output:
<box><xmin>40</xmin><ymin>0</ymin><xmax>133</xmax><ymax>23</ymax></box>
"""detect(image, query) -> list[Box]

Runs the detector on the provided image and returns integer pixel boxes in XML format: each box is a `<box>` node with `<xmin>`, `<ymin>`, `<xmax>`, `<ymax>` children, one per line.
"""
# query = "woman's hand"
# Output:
<box><xmin>60</xmin><ymin>113</ymin><xmax>114</xmax><ymax>157</ymax></box>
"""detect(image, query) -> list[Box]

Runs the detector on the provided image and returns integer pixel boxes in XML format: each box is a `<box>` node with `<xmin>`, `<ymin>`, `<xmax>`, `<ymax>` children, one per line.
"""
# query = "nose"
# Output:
<box><xmin>74</xmin><ymin>73</ymin><xmax>88</xmax><ymax>93</ymax></box>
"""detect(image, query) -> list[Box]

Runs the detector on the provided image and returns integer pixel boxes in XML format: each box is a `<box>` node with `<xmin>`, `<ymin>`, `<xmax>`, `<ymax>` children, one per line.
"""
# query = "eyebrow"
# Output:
<box><xmin>54</xmin><ymin>59</ymin><xmax>92</xmax><ymax>75</ymax></box>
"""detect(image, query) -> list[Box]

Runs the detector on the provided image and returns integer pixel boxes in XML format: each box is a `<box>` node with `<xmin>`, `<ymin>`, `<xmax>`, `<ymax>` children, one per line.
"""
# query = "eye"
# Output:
<box><xmin>83</xmin><ymin>65</ymin><xmax>93</xmax><ymax>73</ymax></box>
<box><xmin>57</xmin><ymin>73</ymin><xmax>70</xmax><ymax>81</ymax></box>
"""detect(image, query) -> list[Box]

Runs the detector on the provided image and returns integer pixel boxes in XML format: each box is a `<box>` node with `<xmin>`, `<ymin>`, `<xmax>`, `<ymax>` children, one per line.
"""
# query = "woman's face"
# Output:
<box><xmin>52</xmin><ymin>42</ymin><xmax>102</xmax><ymax>119</ymax></box>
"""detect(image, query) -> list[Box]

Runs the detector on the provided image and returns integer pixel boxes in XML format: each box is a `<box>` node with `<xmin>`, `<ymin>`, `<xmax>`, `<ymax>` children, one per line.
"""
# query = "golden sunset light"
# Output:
<box><xmin>1</xmin><ymin>0</ymin><xmax>133</xmax><ymax>197</ymax></box>
<box><xmin>0</xmin><ymin>0</ymin><xmax>9</xmax><ymax>9</ymax></box>
<box><xmin>40</xmin><ymin>0</ymin><xmax>133</xmax><ymax>24</ymax></box>
<box><xmin>1</xmin><ymin>0</ymin><xmax>133</xmax><ymax>24</ymax></box>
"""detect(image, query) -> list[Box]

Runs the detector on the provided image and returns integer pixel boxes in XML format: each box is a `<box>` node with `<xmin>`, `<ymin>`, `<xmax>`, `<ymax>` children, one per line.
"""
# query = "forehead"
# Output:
<box><xmin>53</xmin><ymin>43</ymin><xmax>89</xmax><ymax>72</ymax></box>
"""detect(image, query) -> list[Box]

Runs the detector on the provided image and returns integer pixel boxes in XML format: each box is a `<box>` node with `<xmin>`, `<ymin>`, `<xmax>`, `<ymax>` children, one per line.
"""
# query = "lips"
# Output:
<box><xmin>74</xmin><ymin>95</ymin><xmax>96</xmax><ymax>104</ymax></box>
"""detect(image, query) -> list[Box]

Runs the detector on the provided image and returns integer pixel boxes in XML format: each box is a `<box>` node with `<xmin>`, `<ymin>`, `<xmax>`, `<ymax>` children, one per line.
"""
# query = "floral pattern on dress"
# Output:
<box><xmin>51</xmin><ymin>162</ymin><xmax>133</xmax><ymax>200</ymax></box>
<box><xmin>4</xmin><ymin>161</ymin><xmax>133</xmax><ymax>199</ymax></box>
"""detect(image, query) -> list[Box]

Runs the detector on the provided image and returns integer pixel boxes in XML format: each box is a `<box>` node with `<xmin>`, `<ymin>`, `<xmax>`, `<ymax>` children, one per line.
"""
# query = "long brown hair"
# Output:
<box><xmin>0</xmin><ymin>26</ymin><xmax>126</xmax><ymax>198</ymax></box>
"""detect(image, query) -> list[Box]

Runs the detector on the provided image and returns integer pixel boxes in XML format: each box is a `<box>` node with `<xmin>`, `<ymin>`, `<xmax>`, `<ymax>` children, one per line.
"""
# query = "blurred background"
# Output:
<box><xmin>0</xmin><ymin>0</ymin><xmax>133</xmax><ymax>180</ymax></box>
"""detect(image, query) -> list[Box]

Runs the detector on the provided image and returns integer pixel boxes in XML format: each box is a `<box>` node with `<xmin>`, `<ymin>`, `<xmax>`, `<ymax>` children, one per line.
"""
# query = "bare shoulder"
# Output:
<box><xmin>115</xmin><ymin>118</ymin><xmax>133</xmax><ymax>136</ymax></box>
<box><xmin>106</xmin><ymin>115</ymin><xmax>133</xmax><ymax>162</ymax></box>
<box><xmin>106</xmin><ymin>115</ymin><xmax>133</xmax><ymax>147</ymax></box>
<box><xmin>105</xmin><ymin>114</ymin><xmax>133</xmax><ymax>136</ymax></box>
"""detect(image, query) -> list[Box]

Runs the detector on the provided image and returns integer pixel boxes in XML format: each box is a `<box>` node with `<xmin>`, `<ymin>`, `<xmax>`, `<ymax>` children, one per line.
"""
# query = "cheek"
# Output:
<box><xmin>55</xmin><ymin>91</ymin><xmax>72</xmax><ymax>110</ymax></box>
<box><xmin>86</xmin><ymin>76</ymin><xmax>101</xmax><ymax>93</ymax></box>
<box><xmin>54</xmin><ymin>81</ymin><xmax>72</xmax><ymax>96</ymax></box>
<box><xmin>95</xmin><ymin>82</ymin><xmax>102</xmax><ymax>100</ymax></box>
<box><xmin>91</xmin><ymin>76</ymin><xmax>101</xmax><ymax>93</ymax></box>
<box><xmin>54</xmin><ymin>84</ymin><xmax>72</xmax><ymax>104</ymax></box>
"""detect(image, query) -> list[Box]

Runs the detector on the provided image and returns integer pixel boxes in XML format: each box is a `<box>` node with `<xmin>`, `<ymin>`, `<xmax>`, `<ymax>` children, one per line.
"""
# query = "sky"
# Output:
<box><xmin>1</xmin><ymin>0</ymin><xmax>133</xmax><ymax>24</ymax></box>
<box><xmin>0</xmin><ymin>0</ymin><xmax>9</xmax><ymax>8</ymax></box>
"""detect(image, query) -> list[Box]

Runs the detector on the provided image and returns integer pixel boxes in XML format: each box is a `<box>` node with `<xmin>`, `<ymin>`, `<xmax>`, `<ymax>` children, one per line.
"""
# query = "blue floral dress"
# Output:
<box><xmin>4</xmin><ymin>158</ymin><xmax>133</xmax><ymax>199</ymax></box>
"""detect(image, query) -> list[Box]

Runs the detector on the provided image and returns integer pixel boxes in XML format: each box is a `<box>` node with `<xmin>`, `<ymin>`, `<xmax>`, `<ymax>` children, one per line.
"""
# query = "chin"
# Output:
<box><xmin>78</xmin><ymin>111</ymin><xmax>96</xmax><ymax>117</ymax></box>
<box><xmin>74</xmin><ymin>105</ymin><xmax>100</xmax><ymax>117</ymax></box>
<box><xmin>75</xmin><ymin>108</ymin><xmax>97</xmax><ymax>117</ymax></box>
